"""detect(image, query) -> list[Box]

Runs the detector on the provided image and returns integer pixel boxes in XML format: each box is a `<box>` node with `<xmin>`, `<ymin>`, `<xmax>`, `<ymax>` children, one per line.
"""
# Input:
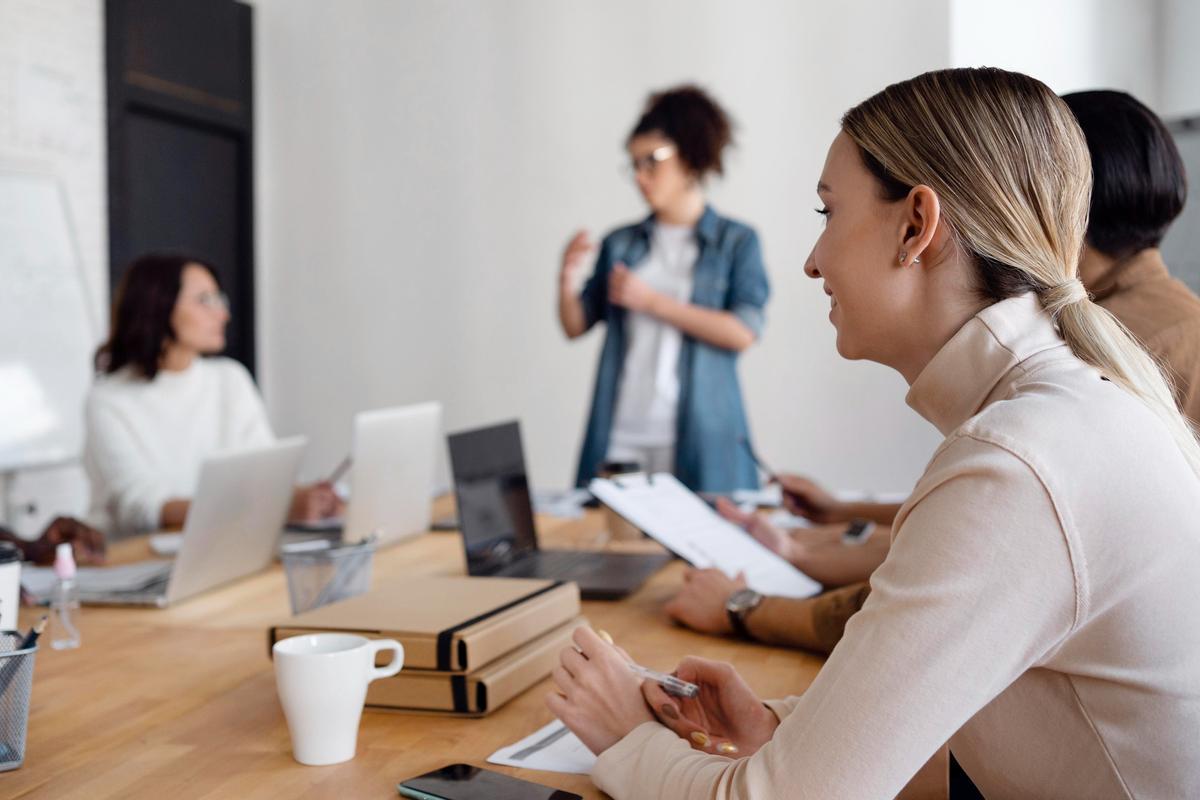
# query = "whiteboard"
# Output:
<box><xmin>0</xmin><ymin>170</ymin><xmax>97</xmax><ymax>472</ymax></box>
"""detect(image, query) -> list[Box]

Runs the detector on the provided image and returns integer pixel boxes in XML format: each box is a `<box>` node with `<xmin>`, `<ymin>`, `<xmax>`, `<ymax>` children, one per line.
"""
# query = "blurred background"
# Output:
<box><xmin>2</xmin><ymin>0</ymin><xmax>1198</xmax><ymax>535</ymax></box>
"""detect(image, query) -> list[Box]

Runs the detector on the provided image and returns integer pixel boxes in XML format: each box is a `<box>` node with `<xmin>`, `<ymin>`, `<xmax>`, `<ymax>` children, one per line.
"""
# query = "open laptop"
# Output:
<box><xmin>24</xmin><ymin>437</ymin><xmax>306</xmax><ymax>607</ymax></box>
<box><xmin>286</xmin><ymin>402</ymin><xmax>443</xmax><ymax>546</ymax></box>
<box><xmin>447</xmin><ymin>421</ymin><xmax>670</xmax><ymax>600</ymax></box>
<box><xmin>343</xmin><ymin>402</ymin><xmax>442</xmax><ymax>544</ymax></box>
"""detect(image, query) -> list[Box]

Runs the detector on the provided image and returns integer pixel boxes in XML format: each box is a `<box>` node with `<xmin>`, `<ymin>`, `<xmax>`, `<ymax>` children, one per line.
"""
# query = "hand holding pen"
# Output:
<box><xmin>740</xmin><ymin>437</ymin><xmax>849</xmax><ymax>524</ymax></box>
<box><xmin>640</xmin><ymin>654</ymin><xmax>781</xmax><ymax>759</ymax></box>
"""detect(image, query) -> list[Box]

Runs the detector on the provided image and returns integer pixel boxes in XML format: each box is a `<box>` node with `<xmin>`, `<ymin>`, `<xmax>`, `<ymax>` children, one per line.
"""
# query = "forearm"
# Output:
<box><xmin>559</xmin><ymin>285</ymin><xmax>587</xmax><ymax>338</ymax></box>
<box><xmin>646</xmin><ymin>294</ymin><xmax>755</xmax><ymax>351</ymax></box>
<box><xmin>744</xmin><ymin>584</ymin><xmax>872</xmax><ymax>655</ymax></box>
<box><xmin>787</xmin><ymin>528</ymin><xmax>891</xmax><ymax>587</ymax></box>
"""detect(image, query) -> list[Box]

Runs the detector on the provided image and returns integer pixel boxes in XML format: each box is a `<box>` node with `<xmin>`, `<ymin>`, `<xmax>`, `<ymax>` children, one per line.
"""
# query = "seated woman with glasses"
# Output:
<box><xmin>558</xmin><ymin>85</ymin><xmax>770</xmax><ymax>492</ymax></box>
<box><xmin>84</xmin><ymin>253</ymin><xmax>340</xmax><ymax>538</ymax></box>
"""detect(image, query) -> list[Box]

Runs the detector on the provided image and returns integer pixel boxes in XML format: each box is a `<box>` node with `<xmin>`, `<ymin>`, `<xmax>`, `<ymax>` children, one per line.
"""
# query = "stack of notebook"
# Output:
<box><xmin>268</xmin><ymin>576</ymin><xmax>582</xmax><ymax>716</ymax></box>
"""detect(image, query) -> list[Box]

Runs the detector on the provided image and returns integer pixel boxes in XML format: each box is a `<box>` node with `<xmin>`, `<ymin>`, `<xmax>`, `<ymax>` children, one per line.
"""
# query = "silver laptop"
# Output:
<box><xmin>26</xmin><ymin>437</ymin><xmax>306</xmax><ymax>607</ymax></box>
<box><xmin>343</xmin><ymin>402</ymin><xmax>442</xmax><ymax>544</ymax></box>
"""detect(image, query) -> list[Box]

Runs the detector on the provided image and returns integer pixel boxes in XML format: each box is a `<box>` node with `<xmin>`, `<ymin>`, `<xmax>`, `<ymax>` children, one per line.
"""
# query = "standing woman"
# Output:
<box><xmin>559</xmin><ymin>85</ymin><xmax>770</xmax><ymax>492</ymax></box>
<box><xmin>85</xmin><ymin>253</ymin><xmax>340</xmax><ymax>537</ymax></box>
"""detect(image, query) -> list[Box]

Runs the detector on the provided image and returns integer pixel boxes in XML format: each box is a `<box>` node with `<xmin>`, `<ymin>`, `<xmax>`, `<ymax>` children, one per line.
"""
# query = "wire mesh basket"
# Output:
<box><xmin>280</xmin><ymin>536</ymin><xmax>376</xmax><ymax>615</ymax></box>
<box><xmin>0</xmin><ymin>631</ymin><xmax>36</xmax><ymax>771</ymax></box>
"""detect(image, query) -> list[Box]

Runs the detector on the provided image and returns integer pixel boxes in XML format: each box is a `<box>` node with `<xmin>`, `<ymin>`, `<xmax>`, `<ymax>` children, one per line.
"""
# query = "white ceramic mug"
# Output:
<box><xmin>273</xmin><ymin>633</ymin><xmax>404</xmax><ymax>766</ymax></box>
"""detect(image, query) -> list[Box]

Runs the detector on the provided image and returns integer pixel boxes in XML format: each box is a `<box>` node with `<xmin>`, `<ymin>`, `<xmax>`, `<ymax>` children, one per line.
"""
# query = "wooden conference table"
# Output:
<box><xmin>8</xmin><ymin>498</ymin><xmax>946</xmax><ymax>799</ymax></box>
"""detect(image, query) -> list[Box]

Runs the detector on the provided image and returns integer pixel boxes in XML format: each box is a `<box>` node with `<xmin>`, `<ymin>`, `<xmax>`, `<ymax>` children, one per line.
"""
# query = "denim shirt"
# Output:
<box><xmin>574</xmin><ymin>205</ymin><xmax>770</xmax><ymax>492</ymax></box>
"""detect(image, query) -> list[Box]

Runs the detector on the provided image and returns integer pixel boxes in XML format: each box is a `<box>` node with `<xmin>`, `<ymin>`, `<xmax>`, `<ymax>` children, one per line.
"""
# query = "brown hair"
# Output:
<box><xmin>629</xmin><ymin>84</ymin><xmax>733</xmax><ymax>177</ymax></box>
<box><xmin>95</xmin><ymin>253</ymin><xmax>221</xmax><ymax>380</ymax></box>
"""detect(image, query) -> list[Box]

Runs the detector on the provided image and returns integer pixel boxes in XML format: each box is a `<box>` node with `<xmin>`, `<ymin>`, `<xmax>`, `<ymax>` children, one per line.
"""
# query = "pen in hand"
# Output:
<box><xmin>594</xmin><ymin>629</ymin><xmax>700</xmax><ymax>698</ymax></box>
<box><xmin>327</xmin><ymin>455</ymin><xmax>352</xmax><ymax>485</ymax></box>
<box><xmin>626</xmin><ymin>662</ymin><xmax>699</xmax><ymax>698</ymax></box>
<box><xmin>739</xmin><ymin>437</ymin><xmax>824</xmax><ymax>517</ymax></box>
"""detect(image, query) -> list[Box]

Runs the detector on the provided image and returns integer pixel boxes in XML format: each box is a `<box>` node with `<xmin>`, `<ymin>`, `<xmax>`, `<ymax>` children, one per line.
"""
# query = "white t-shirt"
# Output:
<box><xmin>608</xmin><ymin>223</ymin><xmax>698</xmax><ymax>450</ymax></box>
<box><xmin>83</xmin><ymin>356</ymin><xmax>275</xmax><ymax>536</ymax></box>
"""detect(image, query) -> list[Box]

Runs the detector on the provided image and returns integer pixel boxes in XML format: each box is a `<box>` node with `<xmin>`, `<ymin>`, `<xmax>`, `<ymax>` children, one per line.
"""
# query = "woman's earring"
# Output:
<box><xmin>898</xmin><ymin>251</ymin><xmax>907</xmax><ymax>264</ymax></box>
<box><xmin>913</xmin><ymin>256</ymin><xmax>921</xmax><ymax>264</ymax></box>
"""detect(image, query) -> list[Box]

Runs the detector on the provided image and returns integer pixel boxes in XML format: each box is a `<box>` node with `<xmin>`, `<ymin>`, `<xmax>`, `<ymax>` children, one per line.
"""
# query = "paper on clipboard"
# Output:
<box><xmin>589</xmin><ymin>473</ymin><xmax>822</xmax><ymax>598</ymax></box>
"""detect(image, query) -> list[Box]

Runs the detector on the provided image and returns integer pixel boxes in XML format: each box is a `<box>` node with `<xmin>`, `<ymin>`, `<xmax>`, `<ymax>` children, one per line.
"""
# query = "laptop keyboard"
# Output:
<box><xmin>500</xmin><ymin>550</ymin><xmax>599</xmax><ymax>580</ymax></box>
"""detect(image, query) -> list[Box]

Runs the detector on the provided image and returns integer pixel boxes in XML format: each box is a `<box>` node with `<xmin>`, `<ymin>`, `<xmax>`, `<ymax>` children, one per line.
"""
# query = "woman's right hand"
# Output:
<box><xmin>642</xmin><ymin>656</ymin><xmax>779</xmax><ymax>757</ymax></box>
<box><xmin>289</xmin><ymin>482</ymin><xmax>343</xmax><ymax>523</ymax></box>
<box><xmin>776</xmin><ymin>473</ymin><xmax>848</xmax><ymax>523</ymax></box>
<box><xmin>560</xmin><ymin>230</ymin><xmax>593</xmax><ymax>292</ymax></box>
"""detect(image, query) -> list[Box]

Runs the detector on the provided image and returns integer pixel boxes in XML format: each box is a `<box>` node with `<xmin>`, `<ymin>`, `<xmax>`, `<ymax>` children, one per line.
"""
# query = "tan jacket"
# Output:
<box><xmin>1094</xmin><ymin>248</ymin><xmax>1200</xmax><ymax>427</ymax></box>
<box><xmin>591</xmin><ymin>294</ymin><xmax>1200</xmax><ymax>799</ymax></box>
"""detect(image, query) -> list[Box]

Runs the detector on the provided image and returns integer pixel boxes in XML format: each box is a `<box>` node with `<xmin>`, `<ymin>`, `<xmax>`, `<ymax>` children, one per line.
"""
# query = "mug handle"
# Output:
<box><xmin>367</xmin><ymin>639</ymin><xmax>404</xmax><ymax>681</ymax></box>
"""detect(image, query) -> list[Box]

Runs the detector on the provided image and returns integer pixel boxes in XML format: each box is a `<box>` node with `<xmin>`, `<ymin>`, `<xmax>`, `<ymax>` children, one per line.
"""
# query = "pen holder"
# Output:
<box><xmin>0</xmin><ymin>631</ymin><xmax>36</xmax><ymax>772</ymax></box>
<box><xmin>281</xmin><ymin>538</ymin><xmax>376</xmax><ymax>615</ymax></box>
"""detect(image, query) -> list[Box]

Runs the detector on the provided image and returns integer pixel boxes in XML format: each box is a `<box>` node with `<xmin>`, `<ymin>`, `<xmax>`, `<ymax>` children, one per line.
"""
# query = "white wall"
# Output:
<box><xmin>252</xmin><ymin>0</ymin><xmax>953</xmax><ymax>495</ymax></box>
<box><xmin>0</xmin><ymin>0</ymin><xmax>106</xmax><ymax>534</ymax></box>
<box><xmin>951</xmin><ymin>0</ymin><xmax>1159</xmax><ymax>104</ymax></box>
<box><xmin>1161</xmin><ymin>0</ymin><xmax>1200</xmax><ymax>118</ymax></box>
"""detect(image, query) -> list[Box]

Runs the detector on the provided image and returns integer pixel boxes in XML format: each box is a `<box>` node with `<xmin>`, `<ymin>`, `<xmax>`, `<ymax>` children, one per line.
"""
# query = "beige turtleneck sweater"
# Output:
<box><xmin>590</xmin><ymin>294</ymin><xmax>1200</xmax><ymax>799</ymax></box>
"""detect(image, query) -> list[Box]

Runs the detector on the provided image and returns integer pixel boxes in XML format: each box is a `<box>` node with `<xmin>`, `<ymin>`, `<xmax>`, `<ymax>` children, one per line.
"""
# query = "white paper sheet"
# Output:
<box><xmin>589</xmin><ymin>473</ymin><xmax>822</xmax><ymax>598</ymax></box>
<box><xmin>487</xmin><ymin>719</ymin><xmax>596</xmax><ymax>775</ymax></box>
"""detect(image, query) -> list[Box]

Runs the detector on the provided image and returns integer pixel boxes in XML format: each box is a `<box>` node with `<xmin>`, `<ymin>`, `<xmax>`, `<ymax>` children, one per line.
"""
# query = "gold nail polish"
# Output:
<box><xmin>690</xmin><ymin>731</ymin><xmax>711</xmax><ymax>747</ymax></box>
<box><xmin>596</xmin><ymin>629</ymin><xmax>613</xmax><ymax>645</ymax></box>
<box><xmin>716</xmin><ymin>742</ymin><xmax>740</xmax><ymax>755</ymax></box>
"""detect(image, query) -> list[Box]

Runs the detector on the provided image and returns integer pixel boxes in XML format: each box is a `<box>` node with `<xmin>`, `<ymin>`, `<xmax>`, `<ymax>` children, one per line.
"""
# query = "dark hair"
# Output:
<box><xmin>1061</xmin><ymin>90</ymin><xmax>1187</xmax><ymax>259</ymax></box>
<box><xmin>95</xmin><ymin>252</ymin><xmax>221</xmax><ymax>379</ymax></box>
<box><xmin>629</xmin><ymin>84</ymin><xmax>733</xmax><ymax>177</ymax></box>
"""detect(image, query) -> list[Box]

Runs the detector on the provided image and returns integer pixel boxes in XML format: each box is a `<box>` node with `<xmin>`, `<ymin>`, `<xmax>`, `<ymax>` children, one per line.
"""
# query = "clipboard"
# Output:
<box><xmin>589</xmin><ymin>473</ymin><xmax>822</xmax><ymax>598</ymax></box>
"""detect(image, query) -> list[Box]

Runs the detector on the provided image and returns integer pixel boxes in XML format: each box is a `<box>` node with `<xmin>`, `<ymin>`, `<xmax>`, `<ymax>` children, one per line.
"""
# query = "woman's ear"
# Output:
<box><xmin>897</xmin><ymin>185</ymin><xmax>941</xmax><ymax>267</ymax></box>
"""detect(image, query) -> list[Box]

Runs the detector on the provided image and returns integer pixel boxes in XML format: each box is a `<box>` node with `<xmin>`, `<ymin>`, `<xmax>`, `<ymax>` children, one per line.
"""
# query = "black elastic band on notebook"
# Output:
<box><xmin>451</xmin><ymin>675</ymin><xmax>468</xmax><ymax>713</ymax></box>
<box><xmin>435</xmin><ymin>581</ymin><xmax>564</xmax><ymax>671</ymax></box>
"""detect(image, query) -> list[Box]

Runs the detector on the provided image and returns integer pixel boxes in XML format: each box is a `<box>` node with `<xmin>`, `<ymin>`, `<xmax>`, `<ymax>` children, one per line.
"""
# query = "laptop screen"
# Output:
<box><xmin>447</xmin><ymin>421</ymin><xmax>539</xmax><ymax>572</ymax></box>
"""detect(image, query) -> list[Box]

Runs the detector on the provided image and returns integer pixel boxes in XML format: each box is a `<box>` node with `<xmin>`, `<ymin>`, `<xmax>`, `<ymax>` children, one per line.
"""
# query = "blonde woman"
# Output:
<box><xmin>547</xmin><ymin>68</ymin><xmax>1200</xmax><ymax>798</ymax></box>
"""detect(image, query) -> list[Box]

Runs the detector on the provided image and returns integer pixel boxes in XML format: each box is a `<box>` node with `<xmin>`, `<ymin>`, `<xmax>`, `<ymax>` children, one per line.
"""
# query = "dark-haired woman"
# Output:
<box><xmin>559</xmin><ymin>85</ymin><xmax>769</xmax><ymax>492</ymax></box>
<box><xmin>84</xmin><ymin>254</ymin><xmax>340</xmax><ymax>537</ymax></box>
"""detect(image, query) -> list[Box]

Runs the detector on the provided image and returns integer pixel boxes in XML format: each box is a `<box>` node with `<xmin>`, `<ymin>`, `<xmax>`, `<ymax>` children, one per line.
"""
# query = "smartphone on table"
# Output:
<box><xmin>398</xmin><ymin>763</ymin><xmax>583</xmax><ymax>800</ymax></box>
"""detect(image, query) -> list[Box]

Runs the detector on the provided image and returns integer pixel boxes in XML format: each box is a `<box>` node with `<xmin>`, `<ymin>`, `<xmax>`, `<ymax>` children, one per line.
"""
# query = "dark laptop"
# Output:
<box><xmin>447</xmin><ymin>421</ymin><xmax>671</xmax><ymax>600</ymax></box>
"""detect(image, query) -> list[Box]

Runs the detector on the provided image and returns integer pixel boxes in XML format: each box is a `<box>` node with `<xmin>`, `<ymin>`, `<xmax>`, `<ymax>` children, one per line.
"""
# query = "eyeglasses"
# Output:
<box><xmin>192</xmin><ymin>291</ymin><xmax>229</xmax><ymax>311</ymax></box>
<box><xmin>625</xmin><ymin>144</ymin><xmax>676</xmax><ymax>177</ymax></box>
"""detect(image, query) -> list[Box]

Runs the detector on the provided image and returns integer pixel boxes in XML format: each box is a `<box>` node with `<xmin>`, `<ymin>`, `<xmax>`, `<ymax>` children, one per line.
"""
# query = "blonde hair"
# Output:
<box><xmin>842</xmin><ymin>67</ymin><xmax>1200</xmax><ymax>476</ymax></box>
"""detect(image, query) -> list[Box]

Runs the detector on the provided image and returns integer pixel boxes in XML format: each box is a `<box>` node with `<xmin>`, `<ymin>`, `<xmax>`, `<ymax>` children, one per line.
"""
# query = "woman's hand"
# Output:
<box><xmin>643</xmin><ymin>656</ymin><xmax>779</xmax><ymax>757</ymax></box>
<box><xmin>788</xmin><ymin>524</ymin><xmax>890</xmax><ymax>587</ymax></box>
<box><xmin>608</xmin><ymin>263</ymin><xmax>659</xmax><ymax>313</ymax></box>
<box><xmin>664</xmin><ymin>568</ymin><xmax>745</xmax><ymax>635</ymax></box>
<box><xmin>560</xmin><ymin>230</ymin><xmax>593</xmax><ymax>292</ymax></box>
<box><xmin>775</xmin><ymin>473</ymin><xmax>848</xmax><ymax>523</ymax></box>
<box><xmin>546</xmin><ymin>626</ymin><xmax>656</xmax><ymax>755</ymax></box>
<box><xmin>289</xmin><ymin>482</ymin><xmax>343</xmax><ymax>523</ymax></box>
<box><xmin>716</xmin><ymin>497</ymin><xmax>794</xmax><ymax>561</ymax></box>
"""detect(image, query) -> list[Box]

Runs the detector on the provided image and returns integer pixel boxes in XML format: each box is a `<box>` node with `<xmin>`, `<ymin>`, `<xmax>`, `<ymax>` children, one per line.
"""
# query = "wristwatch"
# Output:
<box><xmin>841</xmin><ymin>518</ymin><xmax>877</xmax><ymax>546</ymax></box>
<box><xmin>726</xmin><ymin>588</ymin><xmax>764</xmax><ymax>640</ymax></box>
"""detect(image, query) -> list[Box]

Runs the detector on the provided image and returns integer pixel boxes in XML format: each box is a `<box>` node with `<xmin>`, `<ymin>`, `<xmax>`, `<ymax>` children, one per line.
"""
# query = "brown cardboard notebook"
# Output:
<box><xmin>269</xmin><ymin>576</ymin><xmax>580</xmax><ymax>671</ymax></box>
<box><xmin>362</xmin><ymin>616</ymin><xmax>581</xmax><ymax>715</ymax></box>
